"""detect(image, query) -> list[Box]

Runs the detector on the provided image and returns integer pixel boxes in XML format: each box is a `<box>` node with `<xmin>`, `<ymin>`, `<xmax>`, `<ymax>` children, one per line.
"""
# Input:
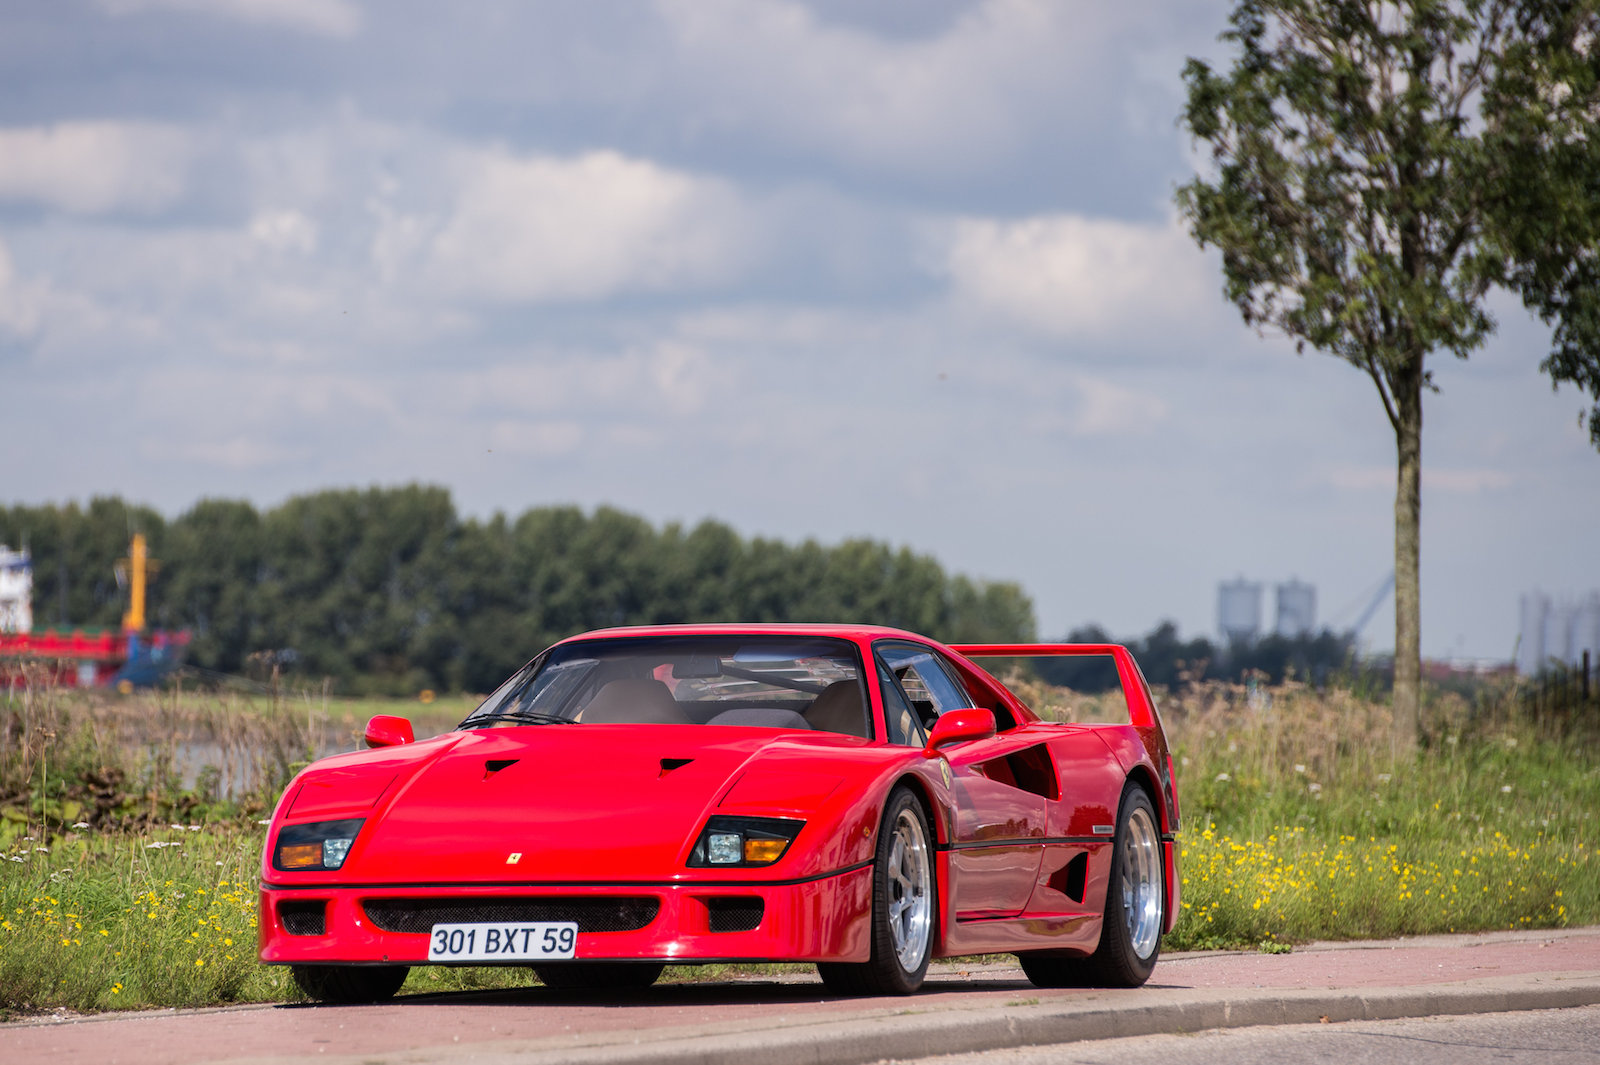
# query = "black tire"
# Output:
<box><xmin>532</xmin><ymin>962</ymin><xmax>665</xmax><ymax>990</ymax></box>
<box><xmin>1016</xmin><ymin>951</ymin><xmax>1090</xmax><ymax>988</ymax></box>
<box><xmin>1021</xmin><ymin>786</ymin><xmax>1165</xmax><ymax>989</ymax></box>
<box><xmin>290</xmin><ymin>964</ymin><xmax>409</xmax><ymax>1003</ymax></box>
<box><xmin>817</xmin><ymin>785</ymin><xmax>935</xmax><ymax>996</ymax></box>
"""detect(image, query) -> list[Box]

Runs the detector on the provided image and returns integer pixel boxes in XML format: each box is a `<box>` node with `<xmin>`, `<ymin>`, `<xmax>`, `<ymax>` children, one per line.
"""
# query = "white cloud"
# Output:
<box><xmin>428</xmin><ymin>150</ymin><xmax>751</xmax><ymax>303</ymax></box>
<box><xmin>653</xmin><ymin>0</ymin><xmax>1130</xmax><ymax>176</ymax></box>
<box><xmin>487</xmin><ymin>421</ymin><xmax>584</xmax><ymax>457</ymax></box>
<box><xmin>249</xmin><ymin>209</ymin><xmax>319</xmax><ymax>255</ymax></box>
<box><xmin>96</xmin><ymin>0</ymin><xmax>361</xmax><ymax>38</ymax></box>
<box><xmin>139</xmin><ymin>434</ymin><xmax>307</xmax><ymax>471</ymax></box>
<box><xmin>0</xmin><ymin>239</ymin><xmax>45</xmax><ymax>338</ymax></box>
<box><xmin>1071</xmin><ymin>376</ymin><xmax>1171</xmax><ymax>437</ymax></box>
<box><xmin>943</xmin><ymin>213</ymin><xmax>1213</xmax><ymax>337</ymax></box>
<box><xmin>443</xmin><ymin>340</ymin><xmax>723</xmax><ymax>421</ymax></box>
<box><xmin>648</xmin><ymin>341</ymin><xmax>714</xmax><ymax>415</ymax></box>
<box><xmin>0</xmin><ymin>122</ymin><xmax>190</xmax><ymax>214</ymax></box>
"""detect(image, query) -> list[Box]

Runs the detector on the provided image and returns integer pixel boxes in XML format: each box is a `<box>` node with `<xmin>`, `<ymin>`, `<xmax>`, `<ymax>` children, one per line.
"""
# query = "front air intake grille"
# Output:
<box><xmin>362</xmin><ymin>897</ymin><xmax>660</xmax><ymax>934</ymax></box>
<box><xmin>279</xmin><ymin>900</ymin><xmax>327</xmax><ymax>936</ymax></box>
<box><xmin>706</xmin><ymin>897</ymin><xmax>764</xmax><ymax>932</ymax></box>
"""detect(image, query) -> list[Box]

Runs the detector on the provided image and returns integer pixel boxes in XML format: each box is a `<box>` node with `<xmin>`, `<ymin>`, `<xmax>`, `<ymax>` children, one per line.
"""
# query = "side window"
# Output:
<box><xmin>876</xmin><ymin>660</ymin><xmax>927</xmax><ymax>747</ymax></box>
<box><xmin>875</xmin><ymin>641</ymin><xmax>974</xmax><ymax>725</ymax></box>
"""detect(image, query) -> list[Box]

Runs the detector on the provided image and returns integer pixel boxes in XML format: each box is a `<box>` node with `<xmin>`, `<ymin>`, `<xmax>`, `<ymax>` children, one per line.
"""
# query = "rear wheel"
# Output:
<box><xmin>817</xmin><ymin>785</ymin><xmax>934</xmax><ymax>996</ymax></box>
<box><xmin>1022</xmin><ymin>786</ymin><xmax>1164</xmax><ymax>989</ymax></box>
<box><xmin>290</xmin><ymin>964</ymin><xmax>409</xmax><ymax>1003</ymax></box>
<box><xmin>532</xmin><ymin>962</ymin><xmax>665</xmax><ymax>990</ymax></box>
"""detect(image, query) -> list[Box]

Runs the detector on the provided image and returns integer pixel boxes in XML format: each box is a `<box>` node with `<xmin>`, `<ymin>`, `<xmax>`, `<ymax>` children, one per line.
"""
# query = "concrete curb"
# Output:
<box><xmin>340</xmin><ymin>972</ymin><xmax>1600</xmax><ymax>1065</ymax></box>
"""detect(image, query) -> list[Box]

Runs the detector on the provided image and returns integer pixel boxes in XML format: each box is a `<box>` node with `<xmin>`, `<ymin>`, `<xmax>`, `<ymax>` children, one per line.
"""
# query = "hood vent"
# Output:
<box><xmin>659</xmin><ymin>757</ymin><xmax>693</xmax><ymax>775</ymax></box>
<box><xmin>484</xmin><ymin>758</ymin><xmax>519</xmax><ymax>776</ymax></box>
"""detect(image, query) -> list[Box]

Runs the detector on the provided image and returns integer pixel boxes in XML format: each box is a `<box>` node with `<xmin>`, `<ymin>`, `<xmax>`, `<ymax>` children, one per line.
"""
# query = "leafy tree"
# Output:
<box><xmin>1177</xmin><ymin>1</ymin><xmax>1600</xmax><ymax>743</ymax></box>
<box><xmin>163</xmin><ymin>499</ymin><xmax>265</xmax><ymax>675</ymax></box>
<box><xmin>7</xmin><ymin>487</ymin><xmax>1036</xmax><ymax>693</ymax></box>
<box><xmin>0</xmin><ymin>498</ymin><xmax>166</xmax><ymax>631</ymax></box>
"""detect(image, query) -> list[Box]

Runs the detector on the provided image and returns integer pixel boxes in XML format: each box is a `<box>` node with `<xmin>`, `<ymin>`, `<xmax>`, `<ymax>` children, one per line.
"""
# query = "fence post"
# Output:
<box><xmin>1584</xmin><ymin>650</ymin><xmax>1592</xmax><ymax>703</ymax></box>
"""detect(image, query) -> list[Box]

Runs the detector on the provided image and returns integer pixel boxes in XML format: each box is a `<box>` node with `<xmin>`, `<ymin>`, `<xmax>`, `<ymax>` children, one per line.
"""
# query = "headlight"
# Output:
<box><xmin>273</xmin><ymin>818</ymin><xmax>365</xmax><ymax>872</ymax></box>
<box><xmin>688</xmin><ymin>816</ymin><xmax>803</xmax><ymax>868</ymax></box>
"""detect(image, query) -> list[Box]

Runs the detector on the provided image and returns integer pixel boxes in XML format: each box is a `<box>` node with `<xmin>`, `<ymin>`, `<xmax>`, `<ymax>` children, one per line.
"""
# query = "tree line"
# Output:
<box><xmin>0</xmin><ymin>485</ymin><xmax>1036</xmax><ymax>694</ymax></box>
<box><xmin>1036</xmin><ymin>620</ymin><xmax>1357</xmax><ymax>693</ymax></box>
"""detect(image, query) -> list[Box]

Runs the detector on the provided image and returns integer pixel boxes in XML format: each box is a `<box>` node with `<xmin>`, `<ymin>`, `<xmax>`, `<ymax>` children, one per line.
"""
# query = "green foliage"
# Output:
<box><xmin>1177</xmin><ymin>0</ymin><xmax>1600</xmax><ymax>411</ymax></box>
<box><xmin>1033</xmin><ymin>620</ymin><xmax>1355</xmax><ymax>691</ymax></box>
<box><xmin>0</xmin><ymin>831</ymin><xmax>279</xmax><ymax>1014</ymax></box>
<box><xmin>1176</xmin><ymin>0</ymin><xmax>1600</xmax><ymax>734</ymax></box>
<box><xmin>0</xmin><ymin>498</ymin><xmax>167</xmax><ymax>632</ymax></box>
<box><xmin>1163</xmin><ymin>677</ymin><xmax>1600</xmax><ymax>948</ymax></box>
<box><xmin>1</xmin><ymin>487</ymin><xmax>1036</xmax><ymax>694</ymax></box>
<box><xmin>2</xmin><ymin>681</ymin><xmax>1595</xmax><ymax>1013</ymax></box>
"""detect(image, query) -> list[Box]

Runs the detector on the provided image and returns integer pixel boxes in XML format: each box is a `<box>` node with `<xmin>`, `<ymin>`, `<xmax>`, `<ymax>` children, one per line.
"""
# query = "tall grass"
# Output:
<box><xmin>1156</xmin><ymin>676</ymin><xmax>1599</xmax><ymax>948</ymax></box>
<box><xmin>1</xmin><ymin>828</ymin><xmax>279</xmax><ymax>1013</ymax></box>
<box><xmin>1</xmin><ymin>672</ymin><xmax>1596</xmax><ymax>1014</ymax></box>
<box><xmin>0</xmin><ymin>675</ymin><xmax>472</xmax><ymax>843</ymax></box>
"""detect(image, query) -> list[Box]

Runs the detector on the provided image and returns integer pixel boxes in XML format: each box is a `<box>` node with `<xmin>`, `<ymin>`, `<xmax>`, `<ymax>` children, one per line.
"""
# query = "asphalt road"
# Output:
<box><xmin>2</xmin><ymin>928</ymin><xmax>1597</xmax><ymax>1065</ymax></box>
<box><xmin>887</xmin><ymin>1005</ymin><xmax>1600</xmax><ymax>1065</ymax></box>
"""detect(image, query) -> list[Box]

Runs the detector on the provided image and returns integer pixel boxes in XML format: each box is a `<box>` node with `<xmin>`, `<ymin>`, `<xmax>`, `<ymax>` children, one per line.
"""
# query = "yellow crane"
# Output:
<box><xmin>116</xmin><ymin>533</ymin><xmax>159</xmax><ymax>634</ymax></box>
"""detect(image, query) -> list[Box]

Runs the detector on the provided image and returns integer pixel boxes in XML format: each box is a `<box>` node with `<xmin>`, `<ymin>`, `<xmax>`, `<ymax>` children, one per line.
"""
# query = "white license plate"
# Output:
<box><xmin>427</xmin><ymin>921</ymin><xmax>578</xmax><ymax>962</ymax></box>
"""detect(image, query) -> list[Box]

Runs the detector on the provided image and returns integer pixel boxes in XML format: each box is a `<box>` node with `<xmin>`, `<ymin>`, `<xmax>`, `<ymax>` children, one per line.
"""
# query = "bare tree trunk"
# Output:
<box><xmin>1392</xmin><ymin>360</ymin><xmax>1424</xmax><ymax>752</ymax></box>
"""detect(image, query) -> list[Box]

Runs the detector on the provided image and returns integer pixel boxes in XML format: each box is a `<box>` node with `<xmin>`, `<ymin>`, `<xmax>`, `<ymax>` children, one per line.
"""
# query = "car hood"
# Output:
<box><xmin>318</xmin><ymin>725</ymin><xmax>871</xmax><ymax>883</ymax></box>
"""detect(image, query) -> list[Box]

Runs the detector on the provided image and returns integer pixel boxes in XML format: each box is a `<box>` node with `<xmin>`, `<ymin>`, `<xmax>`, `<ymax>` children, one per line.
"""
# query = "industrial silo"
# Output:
<box><xmin>1218</xmin><ymin>578</ymin><xmax>1263</xmax><ymax>644</ymax></box>
<box><xmin>1275</xmin><ymin>579</ymin><xmax>1317</xmax><ymax>638</ymax></box>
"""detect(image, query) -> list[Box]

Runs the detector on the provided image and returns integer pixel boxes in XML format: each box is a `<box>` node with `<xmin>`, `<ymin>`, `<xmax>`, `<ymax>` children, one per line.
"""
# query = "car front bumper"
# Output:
<box><xmin>259</xmin><ymin>864</ymin><xmax>874</xmax><ymax>967</ymax></box>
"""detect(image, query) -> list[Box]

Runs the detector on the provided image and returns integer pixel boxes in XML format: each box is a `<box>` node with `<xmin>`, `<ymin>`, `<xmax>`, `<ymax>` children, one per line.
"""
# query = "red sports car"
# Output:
<box><xmin>259</xmin><ymin>624</ymin><xmax>1180</xmax><ymax>1001</ymax></box>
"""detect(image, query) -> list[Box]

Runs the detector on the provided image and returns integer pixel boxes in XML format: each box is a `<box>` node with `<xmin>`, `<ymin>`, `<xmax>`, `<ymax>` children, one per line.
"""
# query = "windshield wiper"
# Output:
<box><xmin>463</xmin><ymin>709</ymin><xmax>577</xmax><ymax>729</ymax></box>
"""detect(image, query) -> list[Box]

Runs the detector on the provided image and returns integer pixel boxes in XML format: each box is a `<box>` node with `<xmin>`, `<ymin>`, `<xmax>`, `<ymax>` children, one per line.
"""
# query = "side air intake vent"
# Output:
<box><xmin>279</xmin><ymin>900</ymin><xmax>327</xmax><ymax>936</ymax></box>
<box><xmin>1048</xmin><ymin>852</ymin><xmax>1089</xmax><ymax>903</ymax></box>
<box><xmin>706</xmin><ymin>897</ymin><xmax>764</xmax><ymax>932</ymax></box>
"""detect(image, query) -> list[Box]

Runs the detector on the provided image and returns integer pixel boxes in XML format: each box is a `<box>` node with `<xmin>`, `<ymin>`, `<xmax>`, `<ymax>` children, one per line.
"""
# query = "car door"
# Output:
<box><xmin>875</xmin><ymin>641</ymin><xmax>1048</xmax><ymax>920</ymax></box>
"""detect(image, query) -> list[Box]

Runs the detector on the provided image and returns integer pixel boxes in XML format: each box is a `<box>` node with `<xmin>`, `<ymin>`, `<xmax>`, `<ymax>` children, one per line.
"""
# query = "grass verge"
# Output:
<box><xmin>2</xmin><ymin>676</ymin><xmax>1597</xmax><ymax>1014</ymax></box>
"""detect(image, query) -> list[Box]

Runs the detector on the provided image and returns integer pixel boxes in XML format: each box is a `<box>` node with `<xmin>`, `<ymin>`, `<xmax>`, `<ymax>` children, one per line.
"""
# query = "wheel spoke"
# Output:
<box><xmin>1119</xmin><ymin>804</ymin><xmax>1163</xmax><ymax>959</ymax></box>
<box><xmin>881</xmin><ymin>805</ymin><xmax>932</xmax><ymax>974</ymax></box>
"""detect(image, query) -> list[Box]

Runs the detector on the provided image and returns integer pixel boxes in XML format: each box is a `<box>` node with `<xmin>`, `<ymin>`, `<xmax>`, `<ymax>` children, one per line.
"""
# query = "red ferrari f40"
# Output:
<box><xmin>259</xmin><ymin>624</ymin><xmax>1180</xmax><ymax>1001</ymax></box>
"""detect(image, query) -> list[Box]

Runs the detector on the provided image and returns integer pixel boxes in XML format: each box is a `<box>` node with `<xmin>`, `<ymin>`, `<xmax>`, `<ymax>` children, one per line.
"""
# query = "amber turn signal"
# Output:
<box><xmin>742</xmin><ymin>838</ymin><xmax>788</xmax><ymax>863</ymax></box>
<box><xmin>278</xmin><ymin>843</ymin><xmax>323</xmax><ymax>869</ymax></box>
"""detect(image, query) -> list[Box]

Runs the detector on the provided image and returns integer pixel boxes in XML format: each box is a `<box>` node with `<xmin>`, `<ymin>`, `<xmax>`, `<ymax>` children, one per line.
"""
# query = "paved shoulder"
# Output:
<box><xmin>2</xmin><ymin>928</ymin><xmax>1596</xmax><ymax>1065</ymax></box>
<box><xmin>893</xmin><ymin>1005</ymin><xmax>1600</xmax><ymax>1065</ymax></box>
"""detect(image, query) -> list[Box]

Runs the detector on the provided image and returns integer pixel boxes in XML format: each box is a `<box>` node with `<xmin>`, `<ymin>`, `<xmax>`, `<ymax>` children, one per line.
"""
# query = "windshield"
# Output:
<box><xmin>458</xmin><ymin>635</ymin><xmax>870</xmax><ymax>738</ymax></box>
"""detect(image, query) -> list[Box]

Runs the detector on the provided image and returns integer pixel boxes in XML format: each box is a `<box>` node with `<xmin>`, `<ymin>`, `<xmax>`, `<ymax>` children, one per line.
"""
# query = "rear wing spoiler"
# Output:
<box><xmin>948</xmin><ymin>643</ymin><xmax>1160</xmax><ymax>730</ymax></box>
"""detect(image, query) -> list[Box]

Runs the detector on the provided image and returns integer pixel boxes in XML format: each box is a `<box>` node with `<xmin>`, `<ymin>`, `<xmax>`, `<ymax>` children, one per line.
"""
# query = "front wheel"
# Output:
<box><xmin>290</xmin><ymin>964</ymin><xmax>409</xmax><ymax>1003</ymax></box>
<box><xmin>817</xmin><ymin>785</ymin><xmax>935</xmax><ymax>996</ymax></box>
<box><xmin>532</xmin><ymin>962</ymin><xmax>664</xmax><ymax>990</ymax></box>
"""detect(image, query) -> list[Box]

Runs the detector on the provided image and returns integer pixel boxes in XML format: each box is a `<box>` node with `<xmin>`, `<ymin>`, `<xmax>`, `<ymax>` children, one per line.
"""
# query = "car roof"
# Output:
<box><xmin>551</xmin><ymin>623</ymin><xmax>942</xmax><ymax>645</ymax></box>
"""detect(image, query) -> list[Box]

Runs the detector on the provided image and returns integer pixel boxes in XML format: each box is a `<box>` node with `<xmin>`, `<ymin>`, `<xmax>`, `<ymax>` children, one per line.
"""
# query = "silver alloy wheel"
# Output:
<box><xmin>1121</xmin><ymin>803</ymin><xmax>1163</xmax><ymax>959</ymax></box>
<box><xmin>885</xmin><ymin>805</ymin><xmax>932</xmax><ymax>971</ymax></box>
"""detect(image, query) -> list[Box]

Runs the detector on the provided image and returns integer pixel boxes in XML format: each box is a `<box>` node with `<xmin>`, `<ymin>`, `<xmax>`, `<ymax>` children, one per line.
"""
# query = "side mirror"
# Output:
<box><xmin>922</xmin><ymin>707</ymin><xmax>996</xmax><ymax>756</ymax></box>
<box><xmin>364</xmin><ymin>714</ymin><xmax>415</xmax><ymax>748</ymax></box>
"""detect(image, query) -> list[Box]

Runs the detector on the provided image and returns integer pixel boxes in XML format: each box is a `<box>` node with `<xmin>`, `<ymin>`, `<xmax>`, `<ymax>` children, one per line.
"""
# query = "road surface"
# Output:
<box><xmin>2</xmin><ymin>927</ymin><xmax>1597</xmax><ymax>1065</ymax></box>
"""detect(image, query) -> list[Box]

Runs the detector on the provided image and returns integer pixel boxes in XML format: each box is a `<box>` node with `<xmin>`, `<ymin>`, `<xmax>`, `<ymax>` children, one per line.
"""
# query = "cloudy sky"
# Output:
<box><xmin>4</xmin><ymin>0</ymin><xmax>1597</xmax><ymax>661</ymax></box>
